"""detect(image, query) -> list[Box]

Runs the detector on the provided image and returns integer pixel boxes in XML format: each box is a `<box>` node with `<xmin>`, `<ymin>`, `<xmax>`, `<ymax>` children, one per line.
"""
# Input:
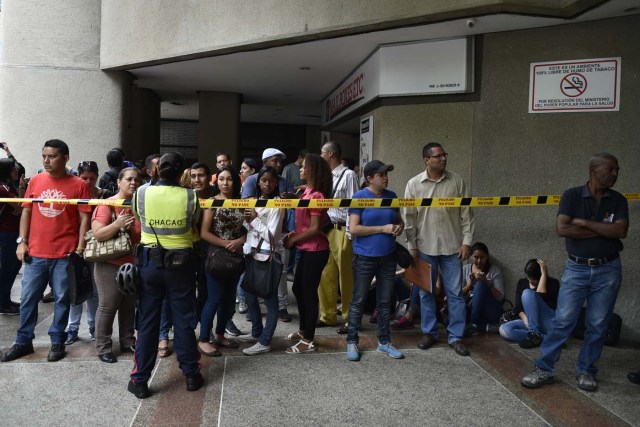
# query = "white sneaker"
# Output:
<box><xmin>243</xmin><ymin>342</ymin><xmax>271</xmax><ymax>355</ymax></box>
<box><xmin>237</xmin><ymin>334</ymin><xmax>258</xmax><ymax>343</ymax></box>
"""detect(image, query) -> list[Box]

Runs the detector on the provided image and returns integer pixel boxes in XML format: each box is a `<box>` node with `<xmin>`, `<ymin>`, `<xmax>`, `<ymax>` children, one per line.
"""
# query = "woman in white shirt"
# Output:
<box><xmin>239</xmin><ymin>167</ymin><xmax>286</xmax><ymax>355</ymax></box>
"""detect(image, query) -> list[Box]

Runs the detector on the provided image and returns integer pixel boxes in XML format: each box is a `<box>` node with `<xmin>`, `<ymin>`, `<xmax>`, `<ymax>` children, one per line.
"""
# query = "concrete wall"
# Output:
<box><xmin>99</xmin><ymin>0</ymin><xmax>601</xmax><ymax>69</ymax></box>
<box><xmin>472</xmin><ymin>15</ymin><xmax>640</xmax><ymax>342</ymax></box>
<box><xmin>365</xmin><ymin>15</ymin><xmax>640</xmax><ymax>342</ymax></box>
<box><xmin>0</xmin><ymin>0</ymin><xmax>129</xmax><ymax>175</ymax></box>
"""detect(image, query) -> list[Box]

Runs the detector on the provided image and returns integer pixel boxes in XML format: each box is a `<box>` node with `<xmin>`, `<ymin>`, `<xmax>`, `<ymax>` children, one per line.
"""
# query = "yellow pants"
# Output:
<box><xmin>318</xmin><ymin>227</ymin><xmax>354</xmax><ymax>325</ymax></box>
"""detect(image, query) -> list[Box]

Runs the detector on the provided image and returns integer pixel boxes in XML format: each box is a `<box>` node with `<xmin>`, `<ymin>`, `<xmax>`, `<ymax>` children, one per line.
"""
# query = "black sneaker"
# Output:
<box><xmin>521</xmin><ymin>366</ymin><xmax>554</xmax><ymax>388</ymax></box>
<box><xmin>128</xmin><ymin>379</ymin><xmax>151</xmax><ymax>399</ymax></box>
<box><xmin>41</xmin><ymin>291</ymin><xmax>54</xmax><ymax>303</ymax></box>
<box><xmin>1</xmin><ymin>342</ymin><xmax>34</xmax><ymax>362</ymax></box>
<box><xmin>486</xmin><ymin>323</ymin><xmax>500</xmax><ymax>335</ymax></box>
<box><xmin>278</xmin><ymin>309</ymin><xmax>292</xmax><ymax>322</ymax></box>
<box><xmin>225</xmin><ymin>320</ymin><xmax>243</xmax><ymax>337</ymax></box>
<box><xmin>464</xmin><ymin>324</ymin><xmax>480</xmax><ymax>337</ymax></box>
<box><xmin>0</xmin><ymin>305</ymin><xmax>20</xmax><ymax>315</ymax></box>
<box><xmin>47</xmin><ymin>343</ymin><xmax>66</xmax><ymax>362</ymax></box>
<box><xmin>519</xmin><ymin>332</ymin><xmax>543</xmax><ymax>349</ymax></box>
<box><xmin>336</xmin><ymin>325</ymin><xmax>348</xmax><ymax>335</ymax></box>
<box><xmin>89</xmin><ymin>326</ymin><xmax>95</xmax><ymax>341</ymax></box>
<box><xmin>417</xmin><ymin>335</ymin><xmax>437</xmax><ymax>350</ymax></box>
<box><xmin>186</xmin><ymin>372</ymin><xmax>204</xmax><ymax>392</ymax></box>
<box><xmin>65</xmin><ymin>330</ymin><xmax>79</xmax><ymax>345</ymax></box>
<box><xmin>449</xmin><ymin>340</ymin><xmax>470</xmax><ymax>356</ymax></box>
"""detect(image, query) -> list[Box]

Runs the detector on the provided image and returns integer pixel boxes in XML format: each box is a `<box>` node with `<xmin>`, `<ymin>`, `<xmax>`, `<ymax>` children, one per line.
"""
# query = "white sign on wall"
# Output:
<box><xmin>323</xmin><ymin>38</ymin><xmax>473</xmax><ymax>126</ymax></box>
<box><xmin>359</xmin><ymin>116</ymin><xmax>373</xmax><ymax>181</ymax></box>
<box><xmin>529</xmin><ymin>58</ymin><xmax>621</xmax><ymax>113</ymax></box>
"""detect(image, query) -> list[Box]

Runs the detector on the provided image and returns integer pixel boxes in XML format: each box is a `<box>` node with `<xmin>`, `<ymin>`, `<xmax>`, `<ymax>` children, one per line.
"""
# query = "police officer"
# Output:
<box><xmin>128</xmin><ymin>152</ymin><xmax>203</xmax><ymax>399</ymax></box>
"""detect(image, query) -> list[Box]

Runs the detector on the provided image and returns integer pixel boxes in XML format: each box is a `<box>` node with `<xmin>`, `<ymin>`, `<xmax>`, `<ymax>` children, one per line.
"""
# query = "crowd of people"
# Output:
<box><xmin>0</xmin><ymin>138</ymin><xmax>636</xmax><ymax>399</ymax></box>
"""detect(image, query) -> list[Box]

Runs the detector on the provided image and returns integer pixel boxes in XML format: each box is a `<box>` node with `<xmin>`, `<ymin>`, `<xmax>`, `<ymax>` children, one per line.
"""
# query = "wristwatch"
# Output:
<box><xmin>16</xmin><ymin>236</ymin><xmax>27</xmax><ymax>244</ymax></box>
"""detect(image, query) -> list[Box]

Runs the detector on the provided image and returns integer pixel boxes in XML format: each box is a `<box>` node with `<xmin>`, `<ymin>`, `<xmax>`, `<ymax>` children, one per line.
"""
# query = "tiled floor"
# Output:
<box><xmin>1</xmin><ymin>273</ymin><xmax>638</xmax><ymax>426</ymax></box>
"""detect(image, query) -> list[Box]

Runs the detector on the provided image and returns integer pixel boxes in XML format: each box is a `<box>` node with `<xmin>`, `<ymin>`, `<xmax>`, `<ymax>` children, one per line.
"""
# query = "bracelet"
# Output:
<box><xmin>76</xmin><ymin>248</ymin><xmax>85</xmax><ymax>253</ymax></box>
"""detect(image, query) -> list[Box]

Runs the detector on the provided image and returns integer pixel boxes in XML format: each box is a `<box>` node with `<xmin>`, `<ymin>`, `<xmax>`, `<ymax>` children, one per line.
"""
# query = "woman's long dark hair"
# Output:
<box><xmin>470</xmin><ymin>242</ymin><xmax>491</xmax><ymax>273</ymax></box>
<box><xmin>214</xmin><ymin>166</ymin><xmax>242</xmax><ymax>199</ymax></box>
<box><xmin>0</xmin><ymin>159</ymin><xmax>16</xmax><ymax>185</ymax></box>
<box><xmin>158</xmin><ymin>152</ymin><xmax>185</xmax><ymax>183</ymax></box>
<box><xmin>255</xmin><ymin>167</ymin><xmax>279</xmax><ymax>199</ymax></box>
<box><xmin>303</xmin><ymin>153</ymin><xmax>332</xmax><ymax>198</ymax></box>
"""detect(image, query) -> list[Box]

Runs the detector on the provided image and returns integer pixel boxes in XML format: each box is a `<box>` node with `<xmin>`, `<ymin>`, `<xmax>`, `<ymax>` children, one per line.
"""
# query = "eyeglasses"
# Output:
<box><xmin>78</xmin><ymin>161</ymin><xmax>97</xmax><ymax>168</ymax></box>
<box><xmin>426</xmin><ymin>153</ymin><xmax>448</xmax><ymax>160</ymax></box>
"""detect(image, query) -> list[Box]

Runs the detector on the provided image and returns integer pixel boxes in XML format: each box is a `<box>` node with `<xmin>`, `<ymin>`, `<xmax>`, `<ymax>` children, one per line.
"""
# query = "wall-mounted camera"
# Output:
<box><xmin>466</xmin><ymin>19</ymin><xmax>476</xmax><ymax>29</ymax></box>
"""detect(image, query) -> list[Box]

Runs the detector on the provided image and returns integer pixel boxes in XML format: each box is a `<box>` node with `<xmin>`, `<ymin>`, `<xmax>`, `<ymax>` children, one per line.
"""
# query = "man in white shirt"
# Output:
<box><xmin>318</xmin><ymin>141</ymin><xmax>359</xmax><ymax>333</ymax></box>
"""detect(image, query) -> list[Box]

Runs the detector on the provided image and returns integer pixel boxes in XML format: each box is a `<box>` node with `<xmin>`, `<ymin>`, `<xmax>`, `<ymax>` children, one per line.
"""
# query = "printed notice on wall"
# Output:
<box><xmin>529</xmin><ymin>58</ymin><xmax>620</xmax><ymax>113</ymax></box>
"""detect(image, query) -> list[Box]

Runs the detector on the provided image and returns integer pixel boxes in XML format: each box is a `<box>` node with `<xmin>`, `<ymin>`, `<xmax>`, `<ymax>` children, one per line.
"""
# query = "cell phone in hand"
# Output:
<box><xmin>24</xmin><ymin>253</ymin><xmax>32</xmax><ymax>264</ymax></box>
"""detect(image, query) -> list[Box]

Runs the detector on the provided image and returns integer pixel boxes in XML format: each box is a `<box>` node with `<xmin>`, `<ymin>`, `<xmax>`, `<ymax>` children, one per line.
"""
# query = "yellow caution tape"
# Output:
<box><xmin>3</xmin><ymin>194</ymin><xmax>639</xmax><ymax>208</ymax></box>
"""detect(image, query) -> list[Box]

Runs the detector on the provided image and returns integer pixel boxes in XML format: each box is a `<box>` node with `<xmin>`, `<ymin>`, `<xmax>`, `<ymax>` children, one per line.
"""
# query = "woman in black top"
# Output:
<box><xmin>499</xmin><ymin>259</ymin><xmax>560</xmax><ymax>348</ymax></box>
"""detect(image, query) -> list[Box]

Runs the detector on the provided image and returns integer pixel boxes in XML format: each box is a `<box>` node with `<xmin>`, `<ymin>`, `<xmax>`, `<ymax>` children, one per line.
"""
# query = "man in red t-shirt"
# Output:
<box><xmin>1</xmin><ymin>139</ymin><xmax>91</xmax><ymax>363</ymax></box>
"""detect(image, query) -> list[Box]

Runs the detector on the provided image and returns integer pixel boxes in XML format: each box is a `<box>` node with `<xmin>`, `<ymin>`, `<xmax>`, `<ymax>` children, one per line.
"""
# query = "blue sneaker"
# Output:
<box><xmin>346</xmin><ymin>343</ymin><xmax>361</xmax><ymax>361</ymax></box>
<box><xmin>377</xmin><ymin>343</ymin><xmax>404</xmax><ymax>359</ymax></box>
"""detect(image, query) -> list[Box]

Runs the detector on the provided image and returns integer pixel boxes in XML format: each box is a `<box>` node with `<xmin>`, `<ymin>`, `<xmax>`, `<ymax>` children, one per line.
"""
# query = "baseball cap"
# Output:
<box><xmin>262</xmin><ymin>148</ymin><xmax>286</xmax><ymax>161</ymax></box>
<box><xmin>363</xmin><ymin>160</ymin><xmax>394</xmax><ymax>178</ymax></box>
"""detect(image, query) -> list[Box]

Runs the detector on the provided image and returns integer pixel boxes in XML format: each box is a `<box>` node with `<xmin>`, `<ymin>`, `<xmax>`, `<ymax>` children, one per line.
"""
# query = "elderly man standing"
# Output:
<box><xmin>404</xmin><ymin>142</ymin><xmax>474</xmax><ymax>356</ymax></box>
<box><xmin>522</xmin><ymin>152</ymin><xmax>627</xmax><ymax>392</ymax></box>
<box><xmin>318</xmin><ymin>141</ymin><xmax>359</xmax><ymax>333</ymax></box>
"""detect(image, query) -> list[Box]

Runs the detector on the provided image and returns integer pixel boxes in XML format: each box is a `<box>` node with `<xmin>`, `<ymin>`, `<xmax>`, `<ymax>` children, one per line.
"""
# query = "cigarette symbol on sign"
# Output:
<box><xmin>560</xmin><ymin>73</ymin><xmax>587</xmax><ymax>97</ymax></box>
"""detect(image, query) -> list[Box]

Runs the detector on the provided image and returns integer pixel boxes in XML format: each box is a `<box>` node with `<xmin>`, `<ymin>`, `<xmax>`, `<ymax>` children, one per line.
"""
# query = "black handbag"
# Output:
<box><xmin>205</xmin><ymin>245</ymin><xmax>244</xmax><ymax>278</ymax></box>
<box><xmin>396</xmin><ymin>243</ymin><xmax>415</xmax><ymax>269</ymax></box>
<box><xmin>66</xmin><ymin>252</ymin><xmax>93</xmax><ymax>305</ymax></box>
<box><xmin>241</xmin><ymin>232</ymin><xmax>283</xmax><ymax>299</ymax></box>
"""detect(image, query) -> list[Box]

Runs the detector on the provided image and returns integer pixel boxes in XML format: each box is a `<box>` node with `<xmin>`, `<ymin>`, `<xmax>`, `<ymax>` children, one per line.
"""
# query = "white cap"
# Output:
<box><xmin>262</xmin><ymin>148</ymin><xmax>286</xmax><ymax>161</ymax></box>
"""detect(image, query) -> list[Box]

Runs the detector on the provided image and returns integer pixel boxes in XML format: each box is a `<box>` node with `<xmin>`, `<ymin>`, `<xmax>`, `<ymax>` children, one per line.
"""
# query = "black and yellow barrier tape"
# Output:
<box><xmin>3</xmin><ymin>194</ymin><xmax>639</xmax><ymax>209</ymax></box>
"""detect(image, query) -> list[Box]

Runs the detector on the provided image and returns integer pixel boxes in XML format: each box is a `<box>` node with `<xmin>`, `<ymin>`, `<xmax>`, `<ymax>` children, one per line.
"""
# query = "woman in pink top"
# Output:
<box><xmin>283</xmin><ymin>154</ymin><xmax>332</xmax><ymax>354</ymax></box>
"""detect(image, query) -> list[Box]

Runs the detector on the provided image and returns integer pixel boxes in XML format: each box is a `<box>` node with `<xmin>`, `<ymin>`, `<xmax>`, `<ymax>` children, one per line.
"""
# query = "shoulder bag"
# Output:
<box><xmin>205</xmin><ymin>245</ymin><xmax>245</xmax><ymax>277</ymax></box>
<box><xmin>83</xmin><ymin>208</ymin><xmax>133</xmax><ymax>262</ymax></box>
<box><xmin>241</xmin><ymin>231</ymin><xmax>283</xmax><ymax>299</ymax></box>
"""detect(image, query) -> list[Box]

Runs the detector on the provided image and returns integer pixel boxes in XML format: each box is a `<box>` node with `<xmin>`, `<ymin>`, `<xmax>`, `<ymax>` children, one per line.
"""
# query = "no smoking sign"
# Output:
<box><xmin>529</xmin><ymin>57</ymin><xmax>620</xmax><ymax>113</ymax></box>
<box><xmin>560</xmin><ymin>73</ymin><xmax>587</xmax><ymax>97</ymax></box>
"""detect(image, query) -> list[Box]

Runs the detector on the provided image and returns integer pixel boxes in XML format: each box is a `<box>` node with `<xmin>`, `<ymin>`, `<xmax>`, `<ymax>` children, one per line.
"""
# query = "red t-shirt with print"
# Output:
<box><xmin>22</xmin><ymin>173</ymin><xmax>91</xmax><ymax>258</ymax></box>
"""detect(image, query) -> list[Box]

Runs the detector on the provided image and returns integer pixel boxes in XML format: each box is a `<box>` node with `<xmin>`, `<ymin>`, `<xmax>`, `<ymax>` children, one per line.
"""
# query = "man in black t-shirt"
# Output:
<box><xmin>522</xmin><ymin>153</ymin><xmax>628</xmax><ymax>392</ymax></box>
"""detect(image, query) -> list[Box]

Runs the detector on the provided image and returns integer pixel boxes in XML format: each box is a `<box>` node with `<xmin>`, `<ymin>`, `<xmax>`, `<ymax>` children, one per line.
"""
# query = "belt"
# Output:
<box><xmin>568</xmin><ymin>254</ymin><xmax>619</xmax><ymax>266</ymax></box>
<box><xmin>332</xmin><ymin>222</ymin><xmax>346</xmax><ymax>230</ymax></box>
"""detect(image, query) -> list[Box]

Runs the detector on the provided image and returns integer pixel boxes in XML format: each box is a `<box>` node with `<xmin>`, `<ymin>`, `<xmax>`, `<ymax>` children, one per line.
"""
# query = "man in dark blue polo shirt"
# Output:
<box><xmin>522</xmin><ymin>152</ymin><xmax>628</xmax><ymax>392</ymax></box>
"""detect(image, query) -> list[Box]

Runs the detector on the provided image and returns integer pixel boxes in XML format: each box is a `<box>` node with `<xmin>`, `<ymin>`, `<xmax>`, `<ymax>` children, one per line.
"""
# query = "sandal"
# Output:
<box><xmin>286</xmin><ymin>339</ymin><xmax>316</xmax><ymax>354</ymax></box>
<box><xmin>285</xmin><ymin>331</ymin><xmax>304</xmax><ymax>342</ymax></box>
<box><xmin>157</xmin><ymin>346</ymin><xmax>172</xmax><ymax>358</ymax></box>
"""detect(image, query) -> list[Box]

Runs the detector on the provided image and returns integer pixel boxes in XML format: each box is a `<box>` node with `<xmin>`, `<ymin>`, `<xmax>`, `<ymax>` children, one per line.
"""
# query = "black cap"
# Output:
<box><xmin>363</xmin><ymin>160</ymin><xmax>394</xmax><ymax>178</ymax></box>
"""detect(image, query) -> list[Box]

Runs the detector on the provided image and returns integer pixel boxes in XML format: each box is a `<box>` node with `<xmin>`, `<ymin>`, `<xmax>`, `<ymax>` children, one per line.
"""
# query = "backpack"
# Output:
<box><xmin>102</xmin><ymin>169</ymin><xmax>120</xmax><ymax>194</ymax></box>
<box><xmin>573</xmin><ymin>307</ymin><xmax>622</xmax><ymax>347</ymax></box>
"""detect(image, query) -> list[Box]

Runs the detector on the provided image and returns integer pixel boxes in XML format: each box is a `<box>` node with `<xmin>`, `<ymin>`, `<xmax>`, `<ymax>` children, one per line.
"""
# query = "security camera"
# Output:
<box><xmin>466</xmin><ymin>19</ymin><xmax>476</xmax><ymax>29</ymax></box>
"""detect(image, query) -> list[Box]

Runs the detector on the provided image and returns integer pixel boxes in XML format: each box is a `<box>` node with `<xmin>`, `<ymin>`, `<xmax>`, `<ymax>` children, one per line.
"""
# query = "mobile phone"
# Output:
<box><xmin>24</xmin><ymin>253</ymin><xmax>32</xmax><ymax>264</ymax></box>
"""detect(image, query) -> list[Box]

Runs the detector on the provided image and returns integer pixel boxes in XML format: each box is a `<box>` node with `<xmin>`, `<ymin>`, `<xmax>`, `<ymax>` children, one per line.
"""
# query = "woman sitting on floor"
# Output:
<box><xmin>499</xmin><ymin>258</ymin><xmax>559</xmax><ymax>348</ymax></box>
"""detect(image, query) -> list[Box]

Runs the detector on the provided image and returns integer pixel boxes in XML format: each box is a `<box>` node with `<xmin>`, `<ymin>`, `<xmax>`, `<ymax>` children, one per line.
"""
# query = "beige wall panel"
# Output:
<box><xmin>0</xmin><ymin>68</ymin><xmax>128</xmax><ymax>175</ymax></box>
<box><xmin>100</xmin><ymin>0</ymin><xmax>600</xmax><ymax>68</ymax></box>
<box><xmin>472</xmin><ymin>15</ymin><xmax>640</xmax><ymax>341</ymax></box>
<box><xmin>1</xmin><ymin>0</ymin><xmax>100</xmax><ymax>69</ymax></box>
<box><xmin>367</xmin><ymin>103</ymin><xmax>474</xmax><ymax>195</ymax></box>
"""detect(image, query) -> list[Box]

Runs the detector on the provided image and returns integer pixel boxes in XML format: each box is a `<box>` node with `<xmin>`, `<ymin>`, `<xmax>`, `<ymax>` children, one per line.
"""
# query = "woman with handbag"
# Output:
<box><xmin>91</xmin><ymin>167</ymin><xmax>141</xmax><ymax>363</ymax></box>
<box><xmin>198</xmin><ymin>166</ymin><xmax>247</xmax><ymax>357</ymax></box>
<box><xmin>283</xmin><ymin>154</ymin><xmax>332</xmax><ymax>354</ymax></box>
<box><xmin>239</xmin><ymin>167</ymin><xmax>286</xmax><ymax>355</ymax></box>
<box><xmin>346</xmin><ymin>160</ymin><xmax>405</xmax><ymax>361</ymax></box>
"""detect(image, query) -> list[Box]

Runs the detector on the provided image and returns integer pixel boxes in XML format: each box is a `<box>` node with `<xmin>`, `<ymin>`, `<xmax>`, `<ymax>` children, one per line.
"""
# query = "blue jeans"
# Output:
<box><xmin>199</xmin><ymin>271</ymin><xmax>239</xmax><ymax>342</ymax></box>
<box><xmin>245</xmin><ymin>291</ymin><xmax>279</xmax><ymax>346</ymax></box>
<box><xmin>469</xmin><ymin>281</ymin><xmax>503</xmax><ymax>329</ymax></box>
<box><xmin>500</xmin><ymin>290</ymin><xmax>556</xmax><ymax>342</ymax></box>
<box><xmin>17</xmin><ymin>256</ymin><xmax>70</xmax><ymax>345</ymax></box>
<box><xmin>0</xmin><ymin>231</ymin><xmax>21</xmax><ymax>308</ymax></box>
<box><xmin>67</xmin><ymin>263</ymin><xmax>98</xmax><ymax>332</ymax></box>
<box><xmin>419</xmin><ymin>252</ymin><xmax>465</xmax><ymax>344</ymax></box>
<box><xmin>158</xmin><ymin>297</ymin><xmax>172</xmax><ymax>340</ymax></box>
<box><xmin>535</xmin><ymin>258</ymin><xmax>622</xmax><ymax>376</ymax></box>
<box><xmin>236</xmin><ymin>273</ymin><xmax>245</xmax><ymax>302</ymax></box>
<box><xmin>347</xmin><ymin>253</ymin><xmax>396</xmax><ymax>345</ymax></box>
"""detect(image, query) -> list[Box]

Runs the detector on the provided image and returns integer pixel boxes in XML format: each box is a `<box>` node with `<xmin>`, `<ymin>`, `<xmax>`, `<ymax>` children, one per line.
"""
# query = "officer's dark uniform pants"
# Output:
<box><xmin>131</xmin><ymin>251</ymin><xmax>200</xmax><ymax>384</ymax></box>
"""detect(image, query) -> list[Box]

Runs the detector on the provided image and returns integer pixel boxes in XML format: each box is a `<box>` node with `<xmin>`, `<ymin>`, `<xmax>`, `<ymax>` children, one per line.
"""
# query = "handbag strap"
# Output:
<box><xmin>253</xmin><ymin>229</ymin><xmax>276</xmax><ymax>256</ymax></box>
